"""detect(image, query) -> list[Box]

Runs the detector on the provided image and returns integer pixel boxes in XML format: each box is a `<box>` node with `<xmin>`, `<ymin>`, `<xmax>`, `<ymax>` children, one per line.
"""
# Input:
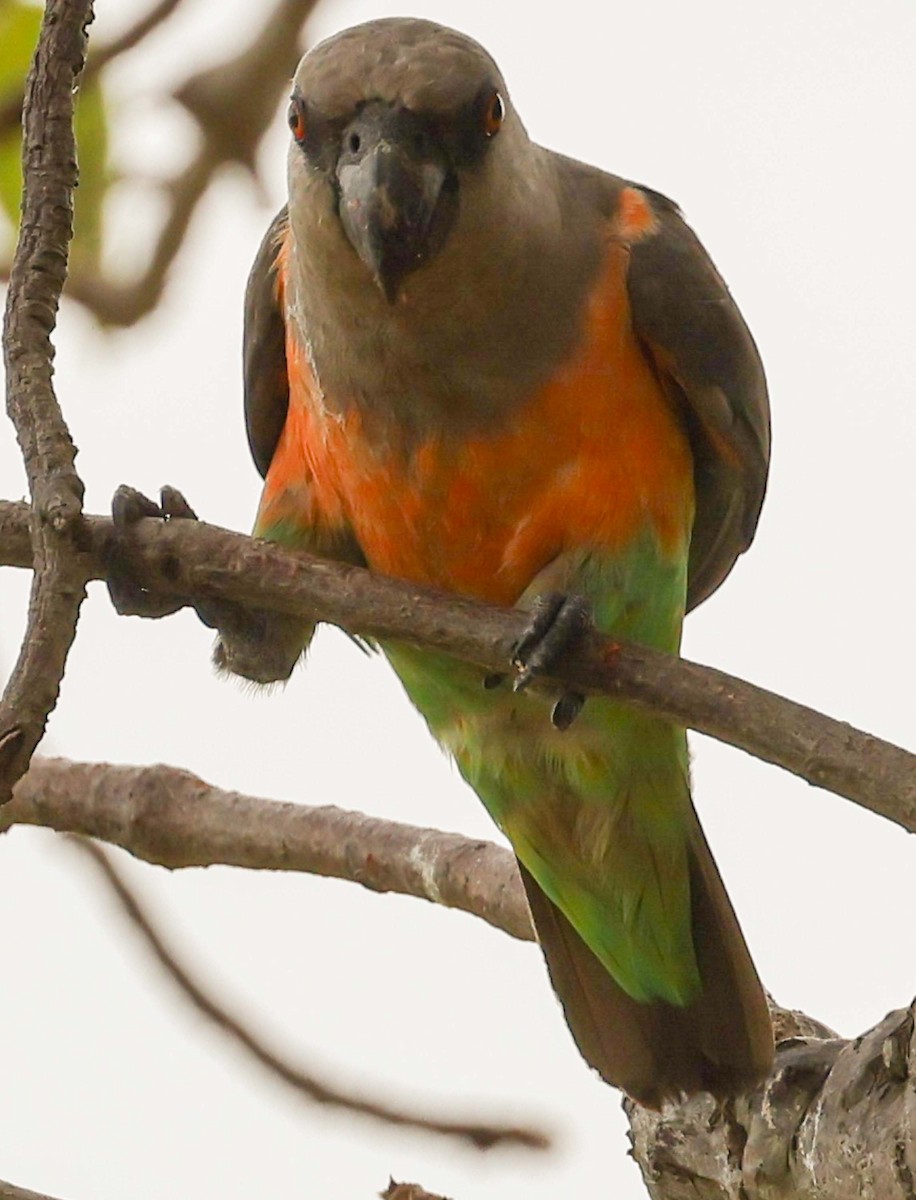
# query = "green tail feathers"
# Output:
<box><xmin>383</xmin><ymin>533</ymin><xmax>773</xmax><ymax>1103</ymax></box>
<box><xmin>484</xmin><ymin>706</ymin><xmax>702</xmax><ymax>1008</ymax></box>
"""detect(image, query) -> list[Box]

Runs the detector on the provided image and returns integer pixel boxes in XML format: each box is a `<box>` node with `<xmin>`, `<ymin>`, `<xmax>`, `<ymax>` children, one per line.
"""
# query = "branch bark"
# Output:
<box><xmin>5</xmin><ymin>755</ymin><xmax>914</xmax><ymax>1199</ymax></box>
<box><xmin>0</xmin><ymin>1181</ymin><xmax>69</xmax><ymax>1200</ymax></box>
<box><xmin>2</xmin><ymin>499</ymin><xmax>915</xmax><ymax>835</ymax></box>
<box><xmin>0</xmin><ymin>0</ymin><xmax>93</xmax><ymax>802</ymax></box>
<box><xmin>627</xmin><ymin>1003</ymin><xmax>916</xmax><ymax>1198</ymax></box>
<box><xmin>2</xmin><ymin>756</ymin><xmax>529</xmax><ymax>940</ymax></box>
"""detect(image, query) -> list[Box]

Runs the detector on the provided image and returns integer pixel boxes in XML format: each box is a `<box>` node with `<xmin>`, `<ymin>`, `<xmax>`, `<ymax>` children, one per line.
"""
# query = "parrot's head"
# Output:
<box><xmin>286</xmin><ymin>18</ymin><xmax>532</xmax><ymax>304</ymax></box>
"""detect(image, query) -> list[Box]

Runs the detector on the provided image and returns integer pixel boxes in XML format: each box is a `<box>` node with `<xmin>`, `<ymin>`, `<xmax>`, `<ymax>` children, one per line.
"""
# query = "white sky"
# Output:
<box><xmin>1</xmin><ymin>0</ymin><xmax>915</xmax><ymax>1197</ymax></box>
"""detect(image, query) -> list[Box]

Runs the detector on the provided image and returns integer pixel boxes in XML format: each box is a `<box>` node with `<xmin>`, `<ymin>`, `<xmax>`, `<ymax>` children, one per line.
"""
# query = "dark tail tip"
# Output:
<box><xmin>518</xmin><ymin>856</ymin><xmax>773</xmax><ymax>1108</ymax></box>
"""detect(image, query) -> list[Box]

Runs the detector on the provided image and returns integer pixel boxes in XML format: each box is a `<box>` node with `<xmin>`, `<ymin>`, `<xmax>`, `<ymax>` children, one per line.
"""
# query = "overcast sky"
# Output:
<box><xmin>1</xmin><ymin>0</ymin><xmax>915</xmax><ymax>1197</ymax></box>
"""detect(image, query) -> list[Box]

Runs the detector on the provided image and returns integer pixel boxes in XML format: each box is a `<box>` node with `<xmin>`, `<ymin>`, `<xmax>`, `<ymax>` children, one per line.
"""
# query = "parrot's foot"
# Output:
<box><xmin>109</xmin><ymin>483</ymin><xmax>238</xmax><ymax>627</ymax></box>
<box><xmin>107</xmin><ymin>485</ymin><xmax>195</xmax><ymax>618</ymax></box>
<box><xmin>511</xmin><ymin>592</ymin><xmax>588</xmax><ymax>730</ymax></box>
<box><xmin>107</xmin><ymin>485</ymin><xmax>308</xmax><ymax>684</ymax></box>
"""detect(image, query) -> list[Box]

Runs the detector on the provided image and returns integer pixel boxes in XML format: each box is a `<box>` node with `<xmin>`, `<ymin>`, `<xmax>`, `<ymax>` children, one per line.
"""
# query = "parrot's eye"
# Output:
<box><xmin>288</xmin><ymin>99</ymin><xmax>307</xmax><ymax>144</ymax></box>
<box><xmin>482</xmin><ymin>90</ymin><xmax>505</xmax><ymax>138</ymax></box>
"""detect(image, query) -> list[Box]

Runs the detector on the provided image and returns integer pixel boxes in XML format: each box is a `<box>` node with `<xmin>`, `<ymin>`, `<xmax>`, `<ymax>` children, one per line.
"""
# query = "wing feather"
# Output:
<box><xmin>243</xmin><ymin>206</ymin><xmax>290</xmax><ymax>480</ymax></box>
<box><xmin>626</xmin><ymin>188</ymin><xmax>770</xmax><ymax>610</ymax></box>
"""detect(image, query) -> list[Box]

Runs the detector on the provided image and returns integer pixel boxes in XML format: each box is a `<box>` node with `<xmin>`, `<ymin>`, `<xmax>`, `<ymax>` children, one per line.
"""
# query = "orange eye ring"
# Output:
<box><xmin>482</xmin><ymin>90</ymin><xmax>505</xmax><ymax>137</ymax></box>
<box><xmin>288</xmin><ymin>99</ymin><xmax>307</xmax><ymax>144</ymax></box>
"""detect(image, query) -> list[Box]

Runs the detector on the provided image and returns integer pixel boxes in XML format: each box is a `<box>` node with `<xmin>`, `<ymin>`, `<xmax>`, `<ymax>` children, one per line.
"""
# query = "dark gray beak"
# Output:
<box><xmin>336</xmin><ymin>103</ymin><xmax>456</xmax><ymax>302</ymax></box>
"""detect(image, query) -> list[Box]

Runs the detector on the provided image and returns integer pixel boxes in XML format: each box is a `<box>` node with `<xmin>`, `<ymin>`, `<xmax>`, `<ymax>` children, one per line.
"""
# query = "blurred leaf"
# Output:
<box><xmin>0</xmin><ymin>0</ymin><xmax>111</xmax><ymax>268</ymax></box>
<box><xmin>0</xmin><ymin>0</ymin><xmax>42</xmax><ymax>246</ymax></box>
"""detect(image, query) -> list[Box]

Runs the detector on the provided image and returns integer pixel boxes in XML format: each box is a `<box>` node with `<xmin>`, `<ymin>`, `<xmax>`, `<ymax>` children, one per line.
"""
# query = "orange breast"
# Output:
<box><xmin>258</xmin><ymin>237</ymin><xmax>694</xmax><ymax>607</ymax></box>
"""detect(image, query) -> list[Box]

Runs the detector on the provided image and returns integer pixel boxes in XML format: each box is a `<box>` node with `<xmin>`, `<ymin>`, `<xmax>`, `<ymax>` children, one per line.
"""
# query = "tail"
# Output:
<box><xmin>519</xmin><ymin>815</ymin><xmax>773</xmax><ymax>1108</ymax></box>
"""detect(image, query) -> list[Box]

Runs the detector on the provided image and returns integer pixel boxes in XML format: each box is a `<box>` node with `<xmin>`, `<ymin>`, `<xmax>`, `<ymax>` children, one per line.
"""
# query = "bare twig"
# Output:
<box><xmin>2</xmin><ymin>0</ymin><xmax>319</xmax><ymax>326</ymax></box>
<box><xmin>0</xmin><ymin>0</ymin><xmax>188</xmax><ymax>136</ymax></box>
<box><xmin>86</xmin><ymin>0</ymin><xmax>185</xmax><ymax>75</ymax></box>
<box><xmin>69</xmin><ymin>836</ymin><xmax>550</xmax><ymax>1152</ymax></box>
<box><xmin>174</xmin><ymin>0</ymin><xmax>320</xmax><ymax>174</ymax></box>
<box><xmin>0</xmin><ymin>1</ymin><xmax>93</xmax><ymax>801</ymax></box>
<box><xmin>3</xmin><ymin>757</ymin><xmax>532</xmax><ymax>939</ymax></box>
<box><xmin>2</xmin><ymin>500</ymin><xmax>916</xmax><ymax>833</ymax></box>
<box><xmin>39</xmin><ymin>0</ymin><xmax>320</xmax><ymax>327</ymax></box>
<box><xmin>62</xmin><ymin>150</ymin><xmax>215</xmax><ymax>325</ymax></box>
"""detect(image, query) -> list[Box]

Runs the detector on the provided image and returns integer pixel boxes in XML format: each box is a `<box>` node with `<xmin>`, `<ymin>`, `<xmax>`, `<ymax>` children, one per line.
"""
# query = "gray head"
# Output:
<box><xmin>287</xmin><ymin>19</ymin><xmax>528</xmax><ymax>302</ymax></box>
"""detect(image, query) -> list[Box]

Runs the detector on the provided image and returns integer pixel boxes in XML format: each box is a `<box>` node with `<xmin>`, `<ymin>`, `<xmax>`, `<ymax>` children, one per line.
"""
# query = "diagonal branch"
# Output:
<box><xmin>0</xmin><ymin>1181</ymin><xmax>70</xmax><ymax>1200</ymax></box>
<box><xmin>0</xmin><ymin>1</ymin><xmax>93</xmax><ymax>802</ymax></box>
<box><xmin>1</xmin><ymin>499</ymin><xmax>915</xmax><ymax>833</ymax></box>
<box><xmin>69</xmin><ymin>835</ymin><xmax>550</xmax><ymax>1152</ymax></box>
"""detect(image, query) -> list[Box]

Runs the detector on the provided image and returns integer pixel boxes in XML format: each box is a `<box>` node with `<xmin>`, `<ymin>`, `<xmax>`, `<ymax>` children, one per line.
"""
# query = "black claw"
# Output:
<box><xmin>160</xmin><ymin>485</ymin><xmax>198</xmax><ymax>521</ymax></box>
<box><xmin>112</xmin><ymin>484</ymin><xmax>163</xmax><ymax>529</ymax></box>
<box><xmin>512</xmin><ymin>593</ymin><xmax>591</xmax><ymax>693</ymax></box>
<box><xmin>551</xmin><ymin>691</ymin><xmax>585</xmax><ymax>731</ymax></box>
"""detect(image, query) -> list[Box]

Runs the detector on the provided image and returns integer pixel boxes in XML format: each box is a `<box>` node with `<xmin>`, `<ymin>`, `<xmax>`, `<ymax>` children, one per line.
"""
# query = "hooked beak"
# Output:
<box><xmin>336</xmin><ymin>104</ymin><xmax>456</xmax><ymax>303</ymax></box>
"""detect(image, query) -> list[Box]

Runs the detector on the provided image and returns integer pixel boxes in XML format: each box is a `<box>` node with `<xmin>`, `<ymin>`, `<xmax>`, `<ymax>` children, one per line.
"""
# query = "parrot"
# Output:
<box><xmin>123</xmin><ymin>17</ymin><xmax>775</xmax><ymax>1107</ymax></box>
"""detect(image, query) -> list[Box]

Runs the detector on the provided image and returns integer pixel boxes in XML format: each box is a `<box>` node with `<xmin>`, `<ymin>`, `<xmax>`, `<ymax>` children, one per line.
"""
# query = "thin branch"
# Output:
<box><xmin>85</xmin><ymin>0</ymin><xmax>185</xmax><ymax>75</ymax></box>
<box><xmin>31</xmin><ymin>0</ymin><xmax>321</xmax><ymax>328</ymax></box>
<box><xmin>61</xmin><ymin>150</ymin><xmax>216</xmax><ymax>326</ymax></box>
<box><xmin>0</xmin><ymin>2</ymin><xmax>93</xmax><ymax>801</ymax></box>
<box><xmin>3</xmin><ymin>757</ymin><xmax>532</xmax><ymax>940</ymax></box>
<box><xmin>0</xmin><ymin>0</ymin><xmax>188</xmax><ymax>136</ymax></box>
<box><xmin>69</xmin><ymin>836</ymin><xmax>550</xmax><ymax>1152</ymax></box>
<box><xmin>173</xmin><ymin>0</ymin><xmax>320</xmax><ymax>175</ymax></box>
<box><xmin>2</xmin><ymin>500</ymin><xmax>915</xmax><ymax>833</ymax></box>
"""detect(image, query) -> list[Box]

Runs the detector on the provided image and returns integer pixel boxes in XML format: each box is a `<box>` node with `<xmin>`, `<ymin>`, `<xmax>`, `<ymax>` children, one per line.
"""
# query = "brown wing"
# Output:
<box><xmin>626</xmin><ymin>189</ymin><xmax>770</xmax><ymax>611</ymax></box>
<box><xmin>244</xmin><ymin>207</ymin><xmax>290</xmax><ymax>479</ymax></box>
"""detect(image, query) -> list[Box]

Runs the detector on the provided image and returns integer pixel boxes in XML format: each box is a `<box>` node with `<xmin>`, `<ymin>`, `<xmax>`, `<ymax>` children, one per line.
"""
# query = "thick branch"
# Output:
<box><xmin>2</xmin><ymin>757</ymin><xmax>530</xmax><ymax>940</ymax></box>
<box><xmin>0</xmin><ymin>2</ymin><xmax>92</xmax><ymax>801</ymax></box>
<box><xmin>70</xmin><ymin>836</ymin><xmax>548</xmax><ymax>1152</ymax></box>
<box><xmin>628</xmin><ymin>1003</ymin><xmax>916</xmax><ymax>1198</ymax></box>
<box><xmin>2</xmin><ymin>500</ymin><xmax>915</xmax><ymax>834</ymax></box>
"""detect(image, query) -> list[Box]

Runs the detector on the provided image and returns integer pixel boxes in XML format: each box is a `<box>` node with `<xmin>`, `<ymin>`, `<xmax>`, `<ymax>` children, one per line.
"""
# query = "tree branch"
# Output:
<box><xmin>627</xmin><ymin>1002</ymin><xmax>916</xmax><ymax>1198</ymax></box>
<box><xmin>0</xmin><ymin>1181</ymin><xmax>70</xmax><ymax>1200</ymax></box>
<box><xmin>1</xmin><ymin>499</ymin><xmax>915</xmax><ymax>834</ymax></box>
<box><xmin>0</xmin><ymin>1</ymin><xmax>93</xmax><ymax>802</ymax></box>
<box><xmin>0</xmin><ymin>0</ymin><xmax>189</xmax><ymax>137</ymax></box>
<box><xmin>6</xmin><ymin>754</ymin><xmax>914</xmax><ymax>1197</ymax></box>
<box><xmin>2</xmin><ymin>756</ymin><xmax>530</xmax><ymax>940</ymax></box>
<box><xmin>41</xmin><ymin>0</ymin><xmax>321</xmax><ymax>327</ymax></box>
<box><xmin>69</xmin><ymin>835</ymin><xmax>550</xmax><ymax>1152</ymax></box>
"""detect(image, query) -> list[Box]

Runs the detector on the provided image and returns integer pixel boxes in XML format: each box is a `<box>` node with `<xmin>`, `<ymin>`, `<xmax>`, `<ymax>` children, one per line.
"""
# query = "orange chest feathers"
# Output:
<box><xmin>258</xmin><ymin>240</ymin><xmax>694</xmax><ymax>607</ymax></box>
